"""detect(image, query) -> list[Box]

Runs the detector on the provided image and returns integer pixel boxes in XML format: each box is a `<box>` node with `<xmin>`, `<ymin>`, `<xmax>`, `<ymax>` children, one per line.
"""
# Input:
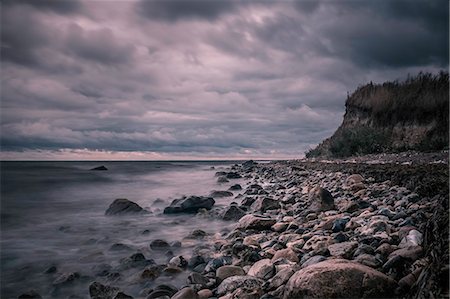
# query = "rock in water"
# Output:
<box><xmin>91</xmin><ymin>165</ymin><xmax>108</xmax><ymax>171</ymax></box>
<box><xmin>89</xmin><ymin>281</ymin><xmax>120</xmax><ymax>299</ymax></box>
<box><xmin>284</xmin><ymin>259</ymin><xmax>397</xmax><ymax>298</ymax></box>
<box><xmin>308</xmin><ymin>186</ymin><xmax>335</xmax><ymax>212</ymax></box>
<box><xmin>222</xmin><ymin>205</ymin><xmax>246</xmax><ymax>221</ymax></box>
<box><xmin>105</xmin><ymin>198</ymin><xmax>145</xmax><ymax>215</ymax></box>
<box><xmin>210</xmin><ymin>190</ymin><xmax>234</xmax><ymax>198</ymax></box>
<box><xmin>163</xmin><ymin>196</ymin><xmax>215</xmax><ymax>214</ymax></box>
<box><xmin>226</xmin><ymin>172</ymin><xmax>242</xmax><ymax>179</ymax></box>
<box><xmin>217</xmin><ymin>275</ymin><xmax>264</xmax><ymax>296</ymax></box>
<box><xmin>171</xmin><ymin>287</ymin><xmax>199</xmax><ymax>299</ymax></box>
<box><xmin>18</xmin><ymin>290</ymin><xmax>42</xmax><ymax>299</ymax></box>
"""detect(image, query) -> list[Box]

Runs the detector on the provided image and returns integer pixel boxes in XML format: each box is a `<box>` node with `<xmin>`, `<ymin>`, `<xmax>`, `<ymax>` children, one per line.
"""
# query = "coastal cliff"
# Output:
<box><xmin>307</xmin><ymin>72</ymin><xmax>449</xmax><ymax>157</ymax></box>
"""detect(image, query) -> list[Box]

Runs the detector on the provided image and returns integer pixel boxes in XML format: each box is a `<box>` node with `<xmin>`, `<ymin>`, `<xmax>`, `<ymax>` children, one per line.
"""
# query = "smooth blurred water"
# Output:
<box><xmin>1</xmin><ymin>161</ymin><xmax>246</xmax><ymax>298</ymax></box>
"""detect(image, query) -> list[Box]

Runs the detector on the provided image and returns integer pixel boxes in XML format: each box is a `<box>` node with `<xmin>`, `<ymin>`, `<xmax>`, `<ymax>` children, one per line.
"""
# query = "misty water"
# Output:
<box><xmin>1</xmin><ymin>161</ymin><xmax>248</xmax><ymax>298</ymax></box>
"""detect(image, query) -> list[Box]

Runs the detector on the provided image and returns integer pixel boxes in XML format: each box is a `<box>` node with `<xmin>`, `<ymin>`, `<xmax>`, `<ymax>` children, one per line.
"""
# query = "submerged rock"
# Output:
<box><xmin>210</xmin><ymin>190</ymin><xmax>234</xmax><ymax>198</ymax></box>
<box><xmin>105</xmin><ymin>198</ymin><xmax>145</xmax><ymax>215</ymax></box>
<box><xmin>163</xmin><ymin>196</ymin><xmax>215</xmax><ymax>214</ymax></box>
<box><xmin>91</xmin><ymin>165</ymin><xmax>108</xmax><ymax>171</ymax></box>
<box><xmin>284</xmin><ymin>259</ymin><xmax>397</xmax><ymax>298</ymax></box>
<box><xmin>18</xmin><ymin>290</ymin><xmax>43</xmax><ymax>299</ymax></box>
<box><xmin>89</xmin><ymin>281</ymin><xmax>119</xmax><ymax>299</ymax></box>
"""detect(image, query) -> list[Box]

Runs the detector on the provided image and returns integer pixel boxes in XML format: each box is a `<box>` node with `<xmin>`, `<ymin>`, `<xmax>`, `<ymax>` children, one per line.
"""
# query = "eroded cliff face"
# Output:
<box><xmin>307</xmin><ymin>72</ymin><xmax>449</xmax><ymax>157</ymax></box>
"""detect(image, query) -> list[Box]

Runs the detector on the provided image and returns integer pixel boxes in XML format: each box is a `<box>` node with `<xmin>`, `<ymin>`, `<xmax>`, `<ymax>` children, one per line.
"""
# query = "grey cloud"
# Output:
<box><xmin>2</xmin><ymin>0</ymin><xmax>81</xmax><ymax>14</ymax></box>
<box><xmin>136</xmin><ymin>0</ymin><xmax>235</xmax><ymax>21</ymax></box>
<box><xmin>65</xmin><ymin>24</ymin><xmax>135</xmax><ymax>65</ymax></box>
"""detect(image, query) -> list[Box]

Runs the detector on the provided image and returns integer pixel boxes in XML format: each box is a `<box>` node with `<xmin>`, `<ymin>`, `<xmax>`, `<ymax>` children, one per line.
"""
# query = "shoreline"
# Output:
<box><xmin>15</xmin><ymin>153</ymin><xmax>449</xmax><ymax>299</ymax></box>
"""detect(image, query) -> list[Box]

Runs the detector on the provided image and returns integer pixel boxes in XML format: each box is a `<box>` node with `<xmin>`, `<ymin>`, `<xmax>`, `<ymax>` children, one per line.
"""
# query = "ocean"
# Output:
<box><xmin>0</xmin><ymin>161</ymin><xmax>249</xmax><ymax>298</ymax></box>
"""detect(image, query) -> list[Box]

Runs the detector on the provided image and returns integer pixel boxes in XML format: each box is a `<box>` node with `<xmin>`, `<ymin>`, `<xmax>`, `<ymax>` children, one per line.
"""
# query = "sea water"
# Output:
<box><xmin>1</xmin><ymin>161</ymin><xmax>247</xmax><ymax>298</ymax></box>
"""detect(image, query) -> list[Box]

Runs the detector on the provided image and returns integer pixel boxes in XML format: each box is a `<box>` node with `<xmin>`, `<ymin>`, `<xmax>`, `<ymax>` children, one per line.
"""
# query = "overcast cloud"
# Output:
<box><xmin>1</xmin><ymin>0</ymin><xmax>448</xmax><ymax>160</ymax></box>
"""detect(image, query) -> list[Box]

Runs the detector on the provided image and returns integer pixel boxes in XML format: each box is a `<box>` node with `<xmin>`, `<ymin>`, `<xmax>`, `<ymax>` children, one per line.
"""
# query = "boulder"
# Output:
<box><xmin>210</xmin><ymin>190</ymin><xmax>234</xmax><ymax>198</ymax></box>
<box><xmin>105</xmin><ymin>198</ymin><xmax>145</xmax><ymax>215</ymax></box>
<box><xmin>222</xmin><ymin>205</ymin><xmax>246</xmax><ymax>221</ymax></box>
<box><xmin>229</xmin><ymin>184</ymin><xmax>243</xmax><ymax>191</ymax></box>
<box><xmin>217</xmin><ymin>177</ymin><xmax>230</xmax><ymax>183</ymax></box>
<box><xmin>327</xmin><ymin>241</ymin><xmax>358</xmax><ymax>259</ymax></box>
<box><xmin>171</xmin><ymin>287</ymin><xmax>199</xmax><ymax>299</ymax></box>
<box><xmin>89</xmin><ymin>281</ymin><xmax>120</xmax><ymax>299</ymax></box>
<box><xmin>226</xmin><ymin>172</ymin><xmax>242</xmax><ymax>179</ymax></box>
<box><xmin>284</xmin><ymin>259</ymin><xmax>397</xmax><ymax>298</ymax></box>
<box><xmin>216</xmin><ymin>265</ymin><xmax>245</xmax><ymax>282</ymax></box>
<box><xmin>146</xmin><ymin>284</ymin><xmax>178</xmax><ymax>298</ymax></box>
<box><xmin>255</xmin><ymin>197</ymin><xmax>281</xmax><ymax>212</ymax></box>
<box><xmin>345</xmin><ymin>174</ymin><xmax>365</xmax><ymax>189</ymax></box>
<box><xmin>247</xmin><ymin>259</ymin><xmax>275</xmax><ymax>279</ymax></box>
<box><xmin>238</xmin><ymin>215</ymin><xmax>276</xmax><ymax>230</ymax></box>
<box><xmin>150</xmin><ymin>239</ymin><xmax>170</xmax><ymax>250</ymax></box>
<box><xmin>217</xmin><ymin>276</ymin><xmax>264</xmax><ymax>296</ymax></box>
<box><xmin>267</xmin><ymin>267</ymin><xmax>295</xmax><ymax>290</ymax></box>
<box><xmin>271</xmin><ymin>248</ymin><xmax>299</xmax><ymax>263</ymax></box>
<box><xmin>308</xmin><ymin>187</ymin><xmax>335</xmax><ymax>212</ymax></box>
<box><xmin>163</xmin><ymin>196</ymin><xmax>215</xmax><ymax>214</ymax></box>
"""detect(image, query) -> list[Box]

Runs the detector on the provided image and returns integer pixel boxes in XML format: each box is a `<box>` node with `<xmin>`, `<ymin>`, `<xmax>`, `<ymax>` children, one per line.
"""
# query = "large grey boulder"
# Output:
<box><xmin>283</xmin><ymin>259</ymin><xmax>397</xmax><ymax>298</ymax></box>
<box><xmin>163</xmin><ymin>196</ymin><xmax>215</xmax><ymax>214</ymax></box>
<box><xmin>105</xmin><ymin>198</ymin><xmax>145</xmax><ymax>215</ymax></box>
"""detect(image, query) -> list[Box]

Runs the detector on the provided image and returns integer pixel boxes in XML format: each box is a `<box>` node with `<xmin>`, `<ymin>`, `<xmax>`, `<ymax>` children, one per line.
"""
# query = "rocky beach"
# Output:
<box><xmin>15</xmin><ymin>152</ymin><xmax>448</xmax><ymax>299</ymax></box>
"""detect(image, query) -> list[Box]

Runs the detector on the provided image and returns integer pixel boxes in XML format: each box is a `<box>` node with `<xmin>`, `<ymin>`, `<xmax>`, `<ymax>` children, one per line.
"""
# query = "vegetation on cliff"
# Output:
<box><xmin>307</xmin><ymin>72</ymin><xmax>449</xmax><ymax>157</ymax></box>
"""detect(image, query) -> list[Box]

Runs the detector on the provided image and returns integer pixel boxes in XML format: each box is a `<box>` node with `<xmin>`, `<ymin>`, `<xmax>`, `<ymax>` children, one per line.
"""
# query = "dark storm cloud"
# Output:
<box><xmin>136</xmin><ymin>0</ymin><xmax>235</xmax><ymax>21</ymax></box>
<box><xmin>1</xmin><ymin>0</ymin><xmax>448</xmax><ymax>159</ymax></box>
<box><xmin>65</xmin><ymin>24</ymin><xmax>135</xmax><ymax>65</ymax></box>
<box><xmin>1</xmin><ymin>0</ymin><xmax>81</xmax><ymax>14</ymax></box>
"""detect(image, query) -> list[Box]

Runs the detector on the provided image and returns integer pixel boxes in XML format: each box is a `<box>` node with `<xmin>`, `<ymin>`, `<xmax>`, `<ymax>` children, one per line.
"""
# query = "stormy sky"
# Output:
<box><xmin>1</xmin><ymin>0</ymin><xmax>448</xmax><ymax>160</ymax></box>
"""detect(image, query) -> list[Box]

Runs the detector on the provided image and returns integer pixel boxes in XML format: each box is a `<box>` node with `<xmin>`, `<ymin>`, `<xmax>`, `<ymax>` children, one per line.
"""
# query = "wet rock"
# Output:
<box><xmin>229</xmin><ymin>184</ymin><xmax>242</xmax><ymax>191</ymax></box>
<box><xmin>187</xmin><ymin>229</ymin><xmax>207</xmax><ymax>239</ymax></box>
<box><xmin>171</xmin><ymin>287</ymin><xmax>199</xmax><ymax>299</ymax></box>
<box><xmin>109</xmin><ymin>243</ymin><xmax>133</xmax><ymax>251</ymax></box>
<box><xmin>331</xmin><ymin>218</ymin><xmax>350</xmax><ymax>232</ymax></box>
<box><xmin>52</xmin><ymin>272</ymin><xmax>80</xmax><ymax>286</ymax></box>
<box><xmin>150</xmin><ymin>239</ymin><xmax>170</xmax><ymax>250</ymax></box>
<box><xmin>91</xmin><ymin>165</ymin><xmax>108</xmax><ymax>171</ymax></box>
<box><xmin>163</xmin><ymin>196</ymin><xmax>215</xmax><ymax>214</ymax></box>
<box><xmin>226</xmin><ymin>172</ymin><xmax>242</xmax><ymax>179</ymax></box>
<box><xmin>271</xmin><ymin>248</ymin><xmax>299</xmax><ymax>263</ymax></box>
<box><xmin>188</xmin><ymin>255</ymin><xmax>205</xmax><ymax>269</ymax></box>
<box><xmin>187</xmin><ymin>272</ymin><xmax>209</xmax><ymax>285</ymax></box>
<box><xmin>204</xmin><ymin>256</ymin><xmax>232</xmax><ymax>273</ymax></box>
<box><xmin>146</xmin><ymin>284</ymin><xmax>178</xmax><ymax>298</ymax></box>
<box><xmin>120</xmin><ymin>253</ymin><xmax>154</xmax><ymax>270</ymax></box>
<box><xmin>216</xmin><ymin>265</ymin><xmax>245</xmax><ymax>282</ymax></box>
<box><xmin>247</xmin><ymin>259</ymin><xmax>275</xmax><ymax>279</ymax></box>
<box><xmin>255</xmin><ymin>197</ymin><xmax>281</xmax><ymax>213</ymax></box>
<box><xmin>241</xmin><ymin>197</ymin><xmax>256</xmax><ymax>207</ymax></box>
<box><xmin>242</xmin><ymin>160</ymin><xmax>258</xmax><ymax>168</ymax></box>
<box><xmin>210</xmin><ymin>190</ymin><xmax>234</xmax><ymax>198</ymax></box>
<box><xmin>217</xmin><ymin>177</ymin><xmax>230</xmax><ymax>183</ymax></box>
<box><xmin>105</xmin><ymin>199</ymin><xmax>145</xmax><ymax>215</ymax></box>
<box><xmin>238</xmin><ymin>215</ymin><xmax>276</xmax><ymax>231</ymax></box>
<box><xmin>284</xmin><ymin>259</ymin><xmax>397</xmax><ymax>298</ymax></box>
<box><xmin>353</xmin><ymin>244</ymin><xmax>375</xmax><ymax>257</ymax></box>
<box><xmin>44</xmin><ymin>265</ymin><xmax>57</xmax><ymax>274</ymax></box>
<box><xmin>162</xmin><ymin>265</ymin><xmax>183</xmax><ymax>276</ymax></box>
<box><xmin>222</xmin><ymin>205</ymin><xmax>246</xmax><ymax>221</ymax></box>
<box><xmin>301</xmin><ymin>255</ymin><xmax>327</xmax><ymax>268</ymax></box>
<box><xmin>327</xmin><ymin>241</ymin><xmax>358</xmax><ymax>259</ymax></box>
<box><xmin>140</xmin><ymin>265</ymin><xmax>164</xmax><ymax>280</ymax></box>
<box><xmin>308</xmin><ymin>187</ymin><xmax>335</xmax><ymax>212</ymax></box>
<box><xmin>217</xmin><ymin>276</ymin><xmax>264</xmax><ymax>296</ymax></box>
<box><xmin>18</xmin><ymin>290</ymin><xmax>43</xmax><ymax>299</ymax></box>
<box><xmin>114</xmin><ymin>292</ymin><xmax>133</xmax><ymax>299</ymax></box>
<box><xmin>169</xmin><ymin>256</ymin><xmax>188</xmax><ymax>268</ymax></box>
<box><xmin>89</xmin><ymin>281</ymin><xmax>120</xmax><ymax>299</ymax></box>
